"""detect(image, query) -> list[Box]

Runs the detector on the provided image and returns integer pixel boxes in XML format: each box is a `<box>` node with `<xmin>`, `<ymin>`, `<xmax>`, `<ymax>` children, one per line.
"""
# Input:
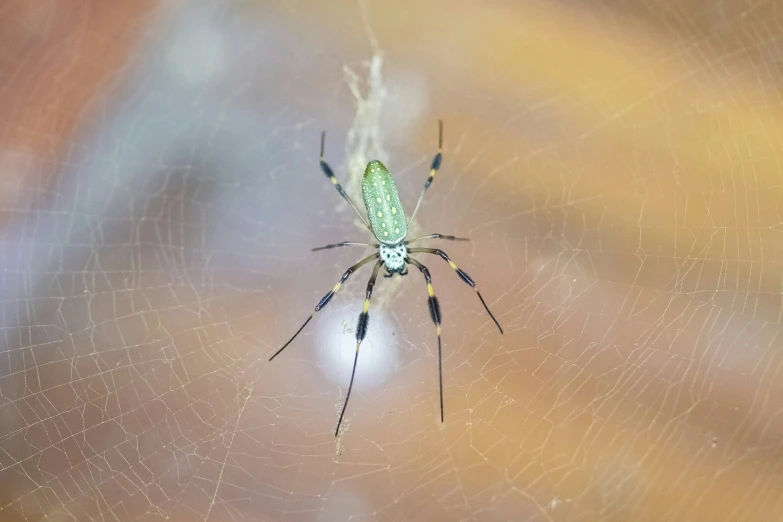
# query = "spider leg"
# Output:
<box><xmin>269</xmin><ymin>253</ymin><xmax>379</xmax><ymax>361</ymax></box>
<box><xmin>335</xmin><ymin>259</ymin><xmax>385</xmax><ymax>436</ymax></box>
<box><xmin>407</xmin><ymin>120</ymin><xmax>443</xmax><ymax>226</ymax></box>
<box><xmin>406</xmin><ymin>257</ymin><xmax>444</xmax><ymax>422</ymax></box>
<box><xmin>407</xmin><ymin>247</ymin><xmax>503</xmax><ymax>334</ymax></box>
<box><xmin>312</xmin><ymin>241</ymin><xmax>378</xmax><ymax>252</ymax></box>
<box><xmin>319</xmin><ymin>131</ymin><xmax>372</xmax><ymax>231</ymax></box>
<box><xmin>405</xmin><ymin>233</ymin><xmax>469</xmax><ymax>245</ymax></box>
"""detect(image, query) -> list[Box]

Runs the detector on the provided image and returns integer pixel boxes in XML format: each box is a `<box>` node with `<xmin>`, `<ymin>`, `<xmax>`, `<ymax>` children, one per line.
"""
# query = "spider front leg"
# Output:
<box><xmin>312</xmin><ymin>241</ymin><xmax>378</xmax><ymax>252</ymax></box>
<box><xmin>407</xmin><ymin>247</ymin><xmax>503</xmax><ymax>334</ymax></box>
<box><xmin>407</xmin><ymin>120</ymin><xmax>443</xmax><ymax>226</ymax></box>
<box><xmin>268</xmin><ymin>253</ymin><xmax>379</xmax><ymax>361</ymax></box>
<box><xmin>335</xmin><ymin>259</ymin><xmax>385</xmax><ymax>436</ymax></box>
<box><xmin>319</xmin><ymin>131</ymin><xmax>372</xmax><ymax>231</ymax></box>
<box><xmin>405</xmin><ymin>233</ymin><xmax>469</xmax><ymax>245</ymax></box>
<box><xmin>406</xmin><ymin>257</ymin><xmax>444</xmax><ymax>422</ymax></box>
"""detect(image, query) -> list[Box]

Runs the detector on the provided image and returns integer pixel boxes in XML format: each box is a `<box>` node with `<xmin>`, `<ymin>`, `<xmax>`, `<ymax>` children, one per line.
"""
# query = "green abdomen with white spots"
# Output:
<box><xmin>362</xmin><ymin>160</ymin><xmax>407</xmax><ymax>244</ymax></box>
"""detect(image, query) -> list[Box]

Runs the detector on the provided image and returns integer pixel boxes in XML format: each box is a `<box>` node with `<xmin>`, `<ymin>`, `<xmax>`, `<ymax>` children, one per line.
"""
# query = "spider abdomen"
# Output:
<box><xmin>362</xmin><ymin>160</ymin><xmax>407</xmax><ymax>244</ymax></box>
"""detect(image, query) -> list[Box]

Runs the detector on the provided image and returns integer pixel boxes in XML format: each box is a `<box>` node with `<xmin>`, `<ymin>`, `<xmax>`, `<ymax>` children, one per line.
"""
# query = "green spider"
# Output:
<box><xmin>270</xmin><ymin>121</ymin><xmax>503</xmax><ymax>436</ymax></box>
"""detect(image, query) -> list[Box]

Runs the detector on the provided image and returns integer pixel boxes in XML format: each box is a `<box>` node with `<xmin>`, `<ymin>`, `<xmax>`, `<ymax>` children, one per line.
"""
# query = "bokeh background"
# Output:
<box><xmin>1</xmin><ymin>0</ymin><xmax>782</xmax><ymax>520</ymax></box>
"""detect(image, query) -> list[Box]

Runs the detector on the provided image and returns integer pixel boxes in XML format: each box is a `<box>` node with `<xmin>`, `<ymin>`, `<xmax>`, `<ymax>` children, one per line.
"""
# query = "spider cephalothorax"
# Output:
<box><xmin>379</xmin><ymin>243</ymin><xmax>408</xmax><ymax>276</ymax></box>
<box><xmin>270</xmin><ymin>121</ymin><xmax>503</xmax><ymax>437</ymax></box>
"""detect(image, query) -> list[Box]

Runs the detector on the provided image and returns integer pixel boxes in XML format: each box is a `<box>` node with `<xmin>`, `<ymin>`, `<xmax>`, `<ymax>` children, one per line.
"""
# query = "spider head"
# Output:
<box><xmin>379</xmin><ymin>243</ymin><xmax>407</xmax><ymax>275</ymax></box>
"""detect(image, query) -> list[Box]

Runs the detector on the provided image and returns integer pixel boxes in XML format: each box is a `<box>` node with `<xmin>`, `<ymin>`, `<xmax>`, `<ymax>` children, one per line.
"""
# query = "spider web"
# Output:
<box><xmin>1</xmin><ymin>0</ymin><xmax>783</xmax><ymax>520</ymax></box>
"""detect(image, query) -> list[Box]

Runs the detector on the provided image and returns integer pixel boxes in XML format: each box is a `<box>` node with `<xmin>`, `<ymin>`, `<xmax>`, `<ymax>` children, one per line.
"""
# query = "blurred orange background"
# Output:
<box><xmin>1</xmin><ymin>1</ymin><xmax>782</xmax><ymax>521</ymax></box>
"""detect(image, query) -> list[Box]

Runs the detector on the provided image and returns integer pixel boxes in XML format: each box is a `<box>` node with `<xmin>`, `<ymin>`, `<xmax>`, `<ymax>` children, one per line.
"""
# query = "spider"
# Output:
<box><xmin>270</xmin><ymin>121</ymin><xmax>503</xmax><ymax>436</ymax></box>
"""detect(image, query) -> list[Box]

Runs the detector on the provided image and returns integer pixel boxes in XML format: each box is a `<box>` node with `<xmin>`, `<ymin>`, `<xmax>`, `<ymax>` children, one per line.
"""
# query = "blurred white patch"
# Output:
<box><xmin>320</xmin><ymin>489</ymin><xmax>372</xmax><ymax>520</ymax></box>
<box><xmin>165</xmin><ymin>22</ymin><xmax>225</xmax><ymax>84</ymax></box>
<box><xmin>343</xmin><ymin>57</ymin><xmax>430</xmax><ymax>178</ymax></box>
<box><xmin>382</xmin><ymin>66</ymin><xmax>430</xmax><ymax>139</ymax></box>
<box><xmin>316</xmin><ymin>308</ymin><xmax>398</xmax><ymax>392</ymax></box>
